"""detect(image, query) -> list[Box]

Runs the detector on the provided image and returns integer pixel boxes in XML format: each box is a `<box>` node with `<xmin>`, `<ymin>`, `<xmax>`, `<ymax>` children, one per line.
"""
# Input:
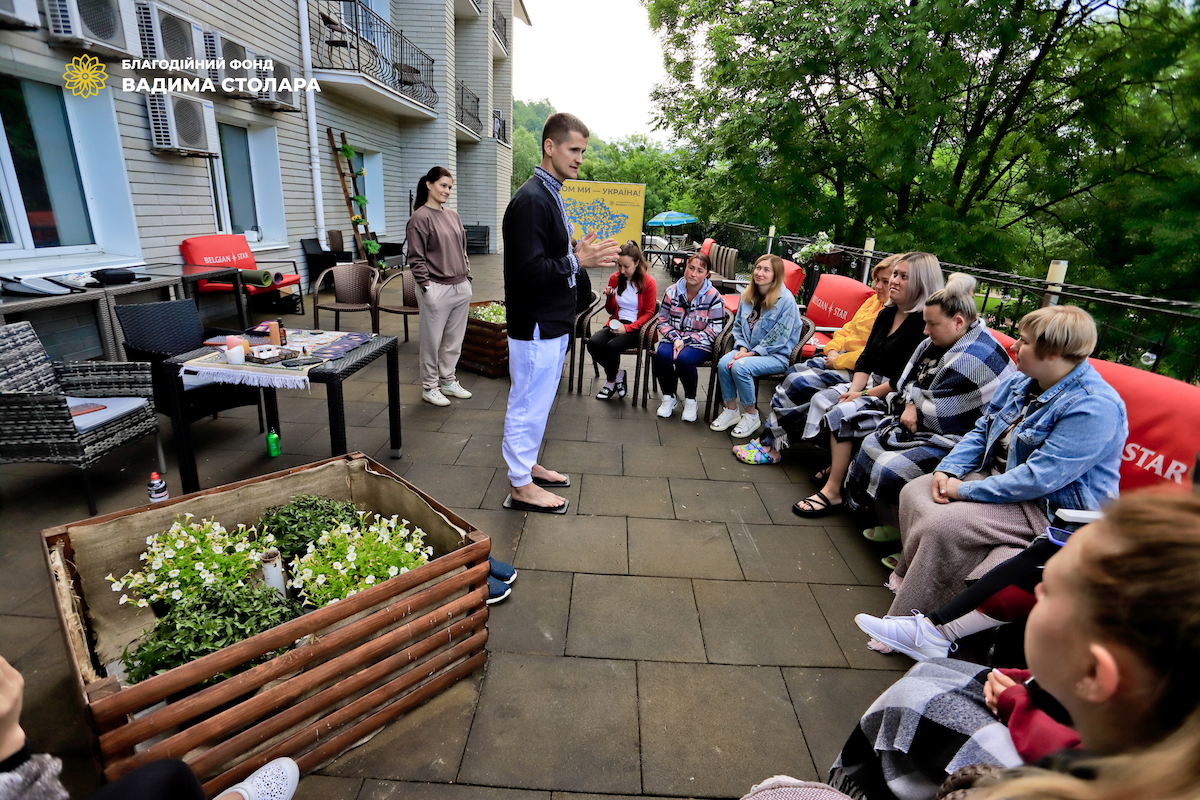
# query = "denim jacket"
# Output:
<box><xmin>937</xmin><ymin>360</ymin><xmax>1127</xmax><ymax>513</ymax></box>
<box><xmin>733</xmin><ymin>291</ymin><xmax>801</xmax><ymax>359</ymax></box>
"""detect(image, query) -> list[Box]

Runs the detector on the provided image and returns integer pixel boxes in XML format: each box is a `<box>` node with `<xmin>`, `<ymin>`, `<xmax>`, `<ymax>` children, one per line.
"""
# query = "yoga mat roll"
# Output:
<box><xmin>272</xmin><ymin>271</ymin><xmax>285</xmax><ymax>285</ymax></box>
<box><xmin>238</xmin><ymin>268</ymin><xmax>275</xmax><ymax>287</ymax></box>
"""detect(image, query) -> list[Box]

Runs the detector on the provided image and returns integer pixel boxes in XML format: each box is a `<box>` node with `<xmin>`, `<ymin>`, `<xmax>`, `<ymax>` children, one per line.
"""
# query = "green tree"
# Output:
<box><xmin>513</xmin><ymin>98</ymin><xmax>557</xmax><ymax>136</ymax></box>
<box><xmin>511</xmin><ymin>125</ymin><xmax>540</xmax><ymax>194</ymax></box>
<box><xmin>646</xmin><ymin>0</ymin><xmax>1200</xmax><ymax>294</ymax></box>
<box><xmin>579</xmin><ymin>134</ymin><xmax>699</xmax><ymax>221</ymax></box>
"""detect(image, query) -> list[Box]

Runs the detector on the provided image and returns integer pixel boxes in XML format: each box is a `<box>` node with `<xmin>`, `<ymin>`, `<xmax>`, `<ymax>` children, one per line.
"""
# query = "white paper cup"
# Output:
<box><xmin>225</xmin><ymin>346</ymin><xmax>245</xmax><ymax>365</ymax></box>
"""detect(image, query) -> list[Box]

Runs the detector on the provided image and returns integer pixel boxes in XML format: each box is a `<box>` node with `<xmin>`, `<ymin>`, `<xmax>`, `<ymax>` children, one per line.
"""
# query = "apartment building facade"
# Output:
<box><xmin>0</xmin><ymin>0</ymin><xmax>522</xmax><ymax>357</ymax></box>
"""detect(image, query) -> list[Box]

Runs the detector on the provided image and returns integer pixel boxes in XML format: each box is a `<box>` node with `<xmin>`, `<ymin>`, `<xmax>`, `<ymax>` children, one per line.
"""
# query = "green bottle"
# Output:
<box><xmin>266</xmin><ymin>429</ymin><xmax>281</xmax><ymax>457</ymax></box>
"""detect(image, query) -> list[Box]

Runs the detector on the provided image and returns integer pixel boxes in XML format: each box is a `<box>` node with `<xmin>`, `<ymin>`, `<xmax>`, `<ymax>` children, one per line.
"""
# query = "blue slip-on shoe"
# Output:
<box><xmin>489</xmin><ymin>556</ymin><xmax>517</xmax><ymax>585</ymax></box>
<box><xmin>486</xmin><ymin>575</ymin><xmax>512</xmax><ymax>605</ymax></box>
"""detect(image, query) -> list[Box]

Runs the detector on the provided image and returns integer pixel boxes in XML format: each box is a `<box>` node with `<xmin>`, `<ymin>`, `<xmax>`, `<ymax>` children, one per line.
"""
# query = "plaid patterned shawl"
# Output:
<box><xmin>829</xmin><ymin>659</ymin><xmax>1023</xmax><ymax>800</ymax></box>
<box><xmin>846</xmin><ymin>322</ymin><xmax>1016</xmax><ymax>508</ymax></box>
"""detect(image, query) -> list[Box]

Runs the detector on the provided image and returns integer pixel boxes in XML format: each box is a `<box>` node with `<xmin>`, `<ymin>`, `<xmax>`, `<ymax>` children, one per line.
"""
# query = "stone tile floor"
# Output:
<box><xmin>0</xmin><ymin>255</ymin><xmax>911</xmax><ymax>800</ymax></box>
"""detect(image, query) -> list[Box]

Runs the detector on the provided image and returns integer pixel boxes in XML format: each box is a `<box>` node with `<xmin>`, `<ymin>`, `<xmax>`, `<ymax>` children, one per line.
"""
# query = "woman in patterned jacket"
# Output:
<box><xmin>652</xmin><ymin>253</ymin><xmax>726</xmax><ymax>423</ymax></box>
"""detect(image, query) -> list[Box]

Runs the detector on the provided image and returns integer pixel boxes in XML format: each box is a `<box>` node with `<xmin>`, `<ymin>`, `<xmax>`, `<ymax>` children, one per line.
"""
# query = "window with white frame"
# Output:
<box><xmin>348</xmin><ymin>149</ymin><xmax>385</xmax><ymax>234</ymax></box>
<box><xmin>0</xmin><ymin>74</ymin><xmax>96</xmax><ymax>254</ymax></box>
<box><xmin>208</xmin><ymin>121</ymin><xmax>286</xmax><ymax>246</ymax></box>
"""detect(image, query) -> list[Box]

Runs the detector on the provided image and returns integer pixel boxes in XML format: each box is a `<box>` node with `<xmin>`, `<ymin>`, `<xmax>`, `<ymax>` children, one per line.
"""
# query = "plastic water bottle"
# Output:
<box><xmin>266</xmin><ymin>429</ymin><xmax>281</xmax><ymax>457</ymax></box>
<box><xmin>147</xmin><ymin>472</ymin><xmax>169</xmax><ymax>503</ymax></box>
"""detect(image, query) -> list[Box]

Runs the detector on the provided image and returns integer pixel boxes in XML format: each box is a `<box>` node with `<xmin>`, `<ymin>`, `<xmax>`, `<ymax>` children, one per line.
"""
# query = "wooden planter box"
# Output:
<box><xmin>459</xmin><ymin>300</ymin><xmax>508</xmax><ymax>379</ymax></box>
<box><xmin>42</xmin><ymin>453</ymin><xmax>490</xmax><ymax>797</ymax></box>
<box><xmin>812</xmin><ymin>251</ymin><xmax>844</xmax><ymax>268</ymax></box>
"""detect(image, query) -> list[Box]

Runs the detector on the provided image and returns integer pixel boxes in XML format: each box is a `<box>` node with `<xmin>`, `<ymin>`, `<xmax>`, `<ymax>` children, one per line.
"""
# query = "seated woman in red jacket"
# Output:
<box><xmin>587</xmin><ymin>240</ymin><xmax>658</xmax><ymax>400</ymax></box>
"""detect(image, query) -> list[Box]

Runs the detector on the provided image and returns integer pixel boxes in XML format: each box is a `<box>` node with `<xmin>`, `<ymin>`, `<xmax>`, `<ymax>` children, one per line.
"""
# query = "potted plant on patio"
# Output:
<box><xmin>796</xmin><ymin>231</ymin><xmax>843</xmax><ymax>267</ymax></box>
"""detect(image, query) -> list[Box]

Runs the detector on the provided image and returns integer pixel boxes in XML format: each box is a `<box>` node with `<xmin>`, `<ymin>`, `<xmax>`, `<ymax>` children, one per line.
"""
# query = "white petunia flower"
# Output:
<box><xmin>171</xmin><ymin>589</ymin><xmax>182</xmax><ymax>600</ymax></box>
<box><xmin>118</xmin><ymin>594</ymin><xmax>128</xmax><ymax>605</ymax></box>
<box><xmin>388</xmin><ymin>566</ymin><xmax>399</xmax><ymax>577</ymax></box>
<box><xmin>111</xmin><ymin>581</ymin><xmax>123</xmax><ymax>592</ymax></box>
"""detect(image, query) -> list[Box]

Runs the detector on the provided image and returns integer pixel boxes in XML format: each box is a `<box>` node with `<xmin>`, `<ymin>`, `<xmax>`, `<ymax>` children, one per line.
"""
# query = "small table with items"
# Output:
<box><xmin>166</xmin><ymin>329</ymin><xmax>403</xmax><ymax>493</ymax></box>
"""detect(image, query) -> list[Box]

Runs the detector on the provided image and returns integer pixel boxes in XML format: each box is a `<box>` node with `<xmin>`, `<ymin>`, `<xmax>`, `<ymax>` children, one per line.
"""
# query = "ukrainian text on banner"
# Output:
<box><xmin>561</xmin><ymin>181</ymin><xmax>645</xmax><ymax>244</ymax></box>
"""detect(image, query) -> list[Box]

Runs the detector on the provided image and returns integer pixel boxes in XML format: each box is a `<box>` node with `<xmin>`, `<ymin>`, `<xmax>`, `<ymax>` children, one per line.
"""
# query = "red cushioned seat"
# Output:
<box><xmin>179</xmin><ymin>234</ymin><xmax>304</xmax><ymax>315</ymax></box>
<box><xmin>1088</xmin><ymin>358</ymin><xmax>1200</xmax><ymax>491</ymax></box>
<box><xmin>797</xmin><ymin>274</ymin><xmax>875</xmax><ymax>360</ymax></box>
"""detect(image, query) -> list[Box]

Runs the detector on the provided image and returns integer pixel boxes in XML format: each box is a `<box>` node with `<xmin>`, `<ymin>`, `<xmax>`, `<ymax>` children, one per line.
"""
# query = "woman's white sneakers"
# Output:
<box><xmin>224</xmin><ymin>757</ymin><xmax>300</xmax><ymax>800</ymax></box>
<box><xmin>732</xmin><ymin>412</ymin><xmax>761</xmax><ymax>438</ymax></box>
<box><xmin>681</xmin><ymin>399</ymin><xmax>698</xmax><ymax>422</ymax></box>
<box><xmin>657</xmin><ymin>395</ymin><xmax>678</xmax><ymax>418</ymax></box>
<box><xmin>710</xmin><ymin>407</ymin><xmax>741</xmax><ymax>431</ymax></box>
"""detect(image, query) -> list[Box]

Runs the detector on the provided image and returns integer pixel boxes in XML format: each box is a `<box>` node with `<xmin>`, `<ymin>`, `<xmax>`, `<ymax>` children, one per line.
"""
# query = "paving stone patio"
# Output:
<box><xmin>0</xmin><ymin>254</ymin><xmax>912</xmax><ymax>800</ymax></box>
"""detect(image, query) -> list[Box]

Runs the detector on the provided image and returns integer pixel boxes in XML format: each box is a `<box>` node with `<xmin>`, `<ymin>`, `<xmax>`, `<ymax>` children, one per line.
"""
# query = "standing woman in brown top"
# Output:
<box><xmin>408</xmin><ymin>166</ymin><xmax>474</xmax><ymax>406</ymax></box>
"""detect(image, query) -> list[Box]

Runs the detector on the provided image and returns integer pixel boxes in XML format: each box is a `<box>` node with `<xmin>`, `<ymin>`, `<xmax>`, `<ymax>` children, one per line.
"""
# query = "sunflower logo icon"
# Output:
<box><xmin>63</xmin><ymin>55</ymin><xmax>107</xmax><ymax>98</ymax></box>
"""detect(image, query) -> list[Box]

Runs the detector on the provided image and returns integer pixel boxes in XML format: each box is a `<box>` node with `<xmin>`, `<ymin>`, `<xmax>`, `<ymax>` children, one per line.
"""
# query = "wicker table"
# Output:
<box><xmin>139</xmin><ymin>263</ymin><xmax>251</xmax><ymax>329</ymax></box>
<box><xmin>167</xmin><ymin>333</ymin><xmax>402</xmax><ymax>493</ymax></box>
<box><xmin>0</xmin><ymin>287</ymin><xmax>115</xmax><ymax>355</ymax></box>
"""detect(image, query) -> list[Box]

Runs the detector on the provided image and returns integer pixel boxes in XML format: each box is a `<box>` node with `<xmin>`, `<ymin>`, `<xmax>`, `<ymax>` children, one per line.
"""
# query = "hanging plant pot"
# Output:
<box><xmin>813</xmin><ymin>251</ymin><xmax>843</xmax><ymax>267</ymax></box>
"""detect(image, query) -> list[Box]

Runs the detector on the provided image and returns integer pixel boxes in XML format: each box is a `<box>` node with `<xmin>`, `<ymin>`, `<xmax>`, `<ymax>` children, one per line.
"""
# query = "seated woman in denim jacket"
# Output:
<box><xmin>653</xmin><ymin>253</ymin><xmax>725</xmax><ymax>422</ymax></box>
<box><xmin>709</xmin><ymin>254</ymin><xmax>802</xmax><ymax>439</ymax></box>
<box><xmin>885</xmin><ymin>305</ymin><xmax>1127</xmax><ymax>619</ymax></box>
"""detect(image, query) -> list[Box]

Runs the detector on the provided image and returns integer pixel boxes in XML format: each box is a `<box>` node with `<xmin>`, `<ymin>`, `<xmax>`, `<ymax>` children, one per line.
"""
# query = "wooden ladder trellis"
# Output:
<box><xmin>327</xmin><ymin>127</ymin><xmax>374</xmax><ymax>264</ymax></box>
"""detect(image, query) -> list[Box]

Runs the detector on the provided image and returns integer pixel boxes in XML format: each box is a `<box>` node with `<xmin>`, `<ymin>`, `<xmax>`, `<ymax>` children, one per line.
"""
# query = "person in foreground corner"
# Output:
<box><xmin>501</xmin><ymin>112</ymin><xmax>619</xmax><ymax>514</ymax></box>
<box><xmin>407</xmin><ymin>166</ymin><xmax>474</xmax><ymax>407</ymax></box>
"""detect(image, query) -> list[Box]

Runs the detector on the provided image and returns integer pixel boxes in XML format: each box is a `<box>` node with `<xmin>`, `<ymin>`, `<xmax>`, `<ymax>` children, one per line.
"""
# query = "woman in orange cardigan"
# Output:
<box><xmin>734</xmin><ymin>255</ymin><xmax>897</xmax><ymax>464</ymax></box>
<box><xmin>587</xmin><ymin>240</ymin><xmax>658</xmax><ymax>400</ymax></box>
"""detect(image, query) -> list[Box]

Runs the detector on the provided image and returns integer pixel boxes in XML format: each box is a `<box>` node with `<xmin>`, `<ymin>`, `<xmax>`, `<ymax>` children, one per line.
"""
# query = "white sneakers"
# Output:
<box><xmin>854</xmin><ymin>611</ymin><xmax>955</xmax><ymax>661</ymax></box>
<box><xmin>440</xmin><ymin>381</ymin><xmax>472</xmax><ymax>399</ymax></box>
<box><xmin>681</xmin><ymin>398</ymin><xmax>698</xmax><ymax>423</ymax></box>
<box><xmin>710</xmin><ymin>407</ymin><xmax>741</xmax><ymax>431</ymax></box>
<box><xmin>657</xmin><ymin>395</ymin><xmax>678</xmax><ymax>418</ymax></box>
<box><xmin>224</xmin><ymin>757</ymin><xmax>300</xmax><ymax>800</ymax></box>
<box><xmin>423</xmin><ymin>382</ymin><xmax>472</xmax><ymax>406</ymax></box>
<box><xmin>711</xmin><ymin>408</ymin><xmax>761</xmax><ymax>437</ymax></box>
<box><xmin>732</xmin><ymin>412</ymin><xmax>761</xmax><ymax>438</ymax></box>
<box><xmin>421</xmin><ymin>388</ymin><xmax>450</xmax><ymax>406</ymax></box>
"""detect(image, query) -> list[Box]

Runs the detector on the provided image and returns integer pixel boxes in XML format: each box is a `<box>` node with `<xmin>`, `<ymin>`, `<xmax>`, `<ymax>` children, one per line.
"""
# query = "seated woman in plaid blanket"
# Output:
<box><xmin>842</xmin><ymin>274</ymin><xmax>1017</xmax><ymax>549</ymax></box>
<box><xmin>829</xmin><ymin>492</ymin><xmax>1200</xmax><ymax>800</ymax></box>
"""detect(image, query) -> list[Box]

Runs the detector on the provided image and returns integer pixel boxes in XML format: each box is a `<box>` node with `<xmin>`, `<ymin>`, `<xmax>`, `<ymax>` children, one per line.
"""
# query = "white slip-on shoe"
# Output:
<box><xmin>224</xmin><ymin>757</ymin><xmax>300</xmax><ymax>800</ymax></box>
<box><xmin>440</xmin><ymin>381</ymin><xmax>473</xmax><ymax>399</ymax></box>
<box><xmin>421</xmin><ymin>388</ymin><xmax>451</xmax><ymax>407</ymax></box>
<box><xmin>710</xmin><ymin>407</ymin><xmax>741</xmax><ymax>431</ymax></box>
<box><xmin>681</xmin><ymin>398</ymin><xmax>698</xmax><ymax>423</ymax></box>
<box><xmin>731</xmin><ymin>412</ymin><xmax>761</xmax><ymax>438</ymax></box>
<box><xmin>656</xmin><ymin>395</ymin><xmax>678</xmax><ymax>418</ymax></box>
<box><xmin>854</xmin><ymin>611</ymin><xmax>954</xmax><ymax>661</ymax></box>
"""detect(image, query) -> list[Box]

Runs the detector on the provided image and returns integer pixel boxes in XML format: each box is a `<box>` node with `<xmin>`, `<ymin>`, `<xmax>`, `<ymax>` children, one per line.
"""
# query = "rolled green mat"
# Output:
<box><xmin>238</xmin><ymin>268</ymin><xmax>275</xmax><ymax>287</ymax></box>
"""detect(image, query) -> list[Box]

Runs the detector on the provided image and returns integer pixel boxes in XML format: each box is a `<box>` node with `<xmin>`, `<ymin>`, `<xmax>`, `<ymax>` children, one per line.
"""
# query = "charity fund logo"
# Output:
<box><xmin>63</xmin><ymin>55</ymin><xmax>108</xmax><ymax>98</ymax></box>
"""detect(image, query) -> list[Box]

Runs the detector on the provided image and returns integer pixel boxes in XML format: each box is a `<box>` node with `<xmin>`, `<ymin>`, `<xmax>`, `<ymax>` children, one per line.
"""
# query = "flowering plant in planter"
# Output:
<box><xmin>106</xmin><ymin>514</ymin><xmax>265</xmax><ymax>608</ymax></box>
<box><xmin>288</xmin><ymin>514</ymin><xmax>433</xmax><ymax>607</ymax></box>
<box><xmin>796</xmin><ymin>231</ymin><xmax>838</xmax><ymax>262</ymax></box>
<box><xmin>468</xmin><ymin>302</ymin><xmax>506</xmax><ymax>324</ymax></box>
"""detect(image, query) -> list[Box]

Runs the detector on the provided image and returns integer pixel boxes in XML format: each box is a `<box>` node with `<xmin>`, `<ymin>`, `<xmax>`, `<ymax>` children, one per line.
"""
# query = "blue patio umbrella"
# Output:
<box><xmin>646</xmin><ymin>211</ymin><xmax>697</xmax><ymax>227</ymax></box>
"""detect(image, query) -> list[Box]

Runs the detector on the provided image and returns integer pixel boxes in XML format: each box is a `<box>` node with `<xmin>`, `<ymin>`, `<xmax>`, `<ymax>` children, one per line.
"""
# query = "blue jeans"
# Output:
<box><xmin>717</xmin><ymin>351</ymin><xmax>789</xmax><ymax>407</ymax></box>
<box><xmin>653</xmin><ymin>342</ymin><xmax>709</xmax><ymax>398</ymax></box>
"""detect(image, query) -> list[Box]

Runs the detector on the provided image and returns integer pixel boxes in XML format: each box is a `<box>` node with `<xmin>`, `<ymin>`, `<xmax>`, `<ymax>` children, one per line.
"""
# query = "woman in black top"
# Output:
<box><xmin>792</xmin><ymin>252</ymin><xmax>944</xmax><ymax>517</ymax></box>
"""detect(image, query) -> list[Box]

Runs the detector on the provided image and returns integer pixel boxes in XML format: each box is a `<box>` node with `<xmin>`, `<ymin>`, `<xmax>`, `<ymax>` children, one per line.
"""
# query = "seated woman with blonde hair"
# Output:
<box><xmin>734</xmin><ymin>255</ymin><xmax>899</xmax><ymax>465</ymax></box>
<box><xmin>709</xmin><ymin>254</ymin><xmax>802</xmax><ymax>439</ymax></box>
<box><xmin>883</xmin><ymin>304</ymin><xmax>1126</xmax><ymax>618</ymax></box>
<box><xmin>826</xmin><ymin>492</ymin><xmax>1200</xmax><ymax>800</ymax></box>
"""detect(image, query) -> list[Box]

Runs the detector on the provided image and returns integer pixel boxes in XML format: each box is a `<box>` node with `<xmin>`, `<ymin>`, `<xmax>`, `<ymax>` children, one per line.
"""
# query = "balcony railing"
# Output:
<box><xmin>456</xmin><ymin>79</ymin><xmax>482</xmax><ymax>135</ymax></box>
<box><xmin>492</xmin><ymin>3</ymin><xmax>508</xmax><ymax>51</ymax></box>
<box><xmin>312</xmin><ymin>0</ymin><xmax>438</xmax><ymax>107</ymax></box>
<box><xmin>492</xmin><ymin>110</ymin><xmax>508</xmax><ymax>144</ymax></box>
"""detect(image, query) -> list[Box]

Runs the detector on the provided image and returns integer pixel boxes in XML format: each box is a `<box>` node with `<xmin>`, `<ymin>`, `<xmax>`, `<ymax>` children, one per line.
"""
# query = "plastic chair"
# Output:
<box><xmin>795</xmin><ymin>273</ymin><xmax>876</xmax><ymax>361</ymax></box>
<box><xmin>375</xmin><ymin>267</ymin><xmax>420</xmax><ymax>342</ymax></box>
<box><xmin>0</xmin><ymin>321</ymin><xmax>163</xmax><ymax>515</ymax></box>
<box><xmin>312</xmin><ymin>263</ymin><xmax>381</xmax><ymax>333</ymax></box>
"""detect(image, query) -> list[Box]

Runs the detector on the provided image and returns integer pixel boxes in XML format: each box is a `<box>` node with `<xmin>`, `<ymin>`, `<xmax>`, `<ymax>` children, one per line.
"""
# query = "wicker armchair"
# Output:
<box><xmin>0</xmin><ymin>321</ymin><xmax>163</xmax><ymax>515</ymax></box>
<box><xmin>114</xmin><ymin>299</ymin><xmax>267</xmax><ymax>433</ymax></box>
<box><xmin>312</xmin><ymin>263</ymin><xmax>381</xmax><ymax>333</ymax></box>
<box><xmin>375</xmin><ymin>267</ymin><xmax>420</xmax><ymax>342</ymax></box>
<box><xmin>576</xmin><ymin>300</ymin><xmax>660</xmax><ymax>404</ymax></box>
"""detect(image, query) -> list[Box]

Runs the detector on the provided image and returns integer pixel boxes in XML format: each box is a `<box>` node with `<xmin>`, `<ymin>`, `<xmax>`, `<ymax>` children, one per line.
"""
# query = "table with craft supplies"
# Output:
<box><xmin>167</xmin><ymin>329</ymin><xmax>402</xmax><ymax>493</ymax></box>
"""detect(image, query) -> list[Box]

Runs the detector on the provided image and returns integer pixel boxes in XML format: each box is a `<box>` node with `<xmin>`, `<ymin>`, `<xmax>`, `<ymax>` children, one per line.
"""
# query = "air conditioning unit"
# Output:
<box><xmin>204</xmin><ymin>29</ymin><xmax>256</xmax><ymax>97</ymax></box>
<box><xmin>134</xmin><ymin>1</ymin><xmax>204</xmax><ymax>76</ymax></box>
<box><xmin>46</xmin><ymin>0</ymin><xmax>141</xmax><ymax>58</ymax></box>
<box><xmin>145</xmin><ymin>90</ymin><xmax>219</xmax><ymax>157</ymax></box>
<box><xmin>0</xmin><ymin>0</ymin><xmax>39</xmax><ymax>29</ymax></box>
<box><xmin>252</xmin><ymin>57</ymin><xmax>300</xmax><ymax>112</ymax></box>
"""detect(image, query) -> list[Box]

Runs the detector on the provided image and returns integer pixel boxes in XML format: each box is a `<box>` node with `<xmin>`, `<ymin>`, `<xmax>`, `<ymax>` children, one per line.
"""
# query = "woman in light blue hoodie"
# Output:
<box><xmin>710</xmin><ymin>254</ymin><xmax>801</xmax><ymax>439</ymax></box>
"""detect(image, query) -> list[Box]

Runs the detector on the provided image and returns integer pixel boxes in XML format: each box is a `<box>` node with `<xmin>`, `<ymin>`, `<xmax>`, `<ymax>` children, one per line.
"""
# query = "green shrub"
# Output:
<box><xmin>256</xmin><ymin>495</ymin><xmax>361</xmax><ymax>562</ymax></box>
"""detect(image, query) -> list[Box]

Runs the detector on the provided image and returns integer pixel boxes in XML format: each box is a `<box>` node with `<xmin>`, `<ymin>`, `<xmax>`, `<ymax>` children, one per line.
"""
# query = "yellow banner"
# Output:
<box><xmin>561</xmin><ymin>180</ymin><xmax>645</xmax><ymax>244</ymax></box>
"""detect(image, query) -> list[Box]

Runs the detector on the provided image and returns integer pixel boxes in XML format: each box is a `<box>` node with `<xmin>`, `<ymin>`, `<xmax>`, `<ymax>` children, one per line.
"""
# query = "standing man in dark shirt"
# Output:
<box><xmin>502</xmin><ymin>113</ymin><xmax>618</xmax><ymax>513</ymax></box>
